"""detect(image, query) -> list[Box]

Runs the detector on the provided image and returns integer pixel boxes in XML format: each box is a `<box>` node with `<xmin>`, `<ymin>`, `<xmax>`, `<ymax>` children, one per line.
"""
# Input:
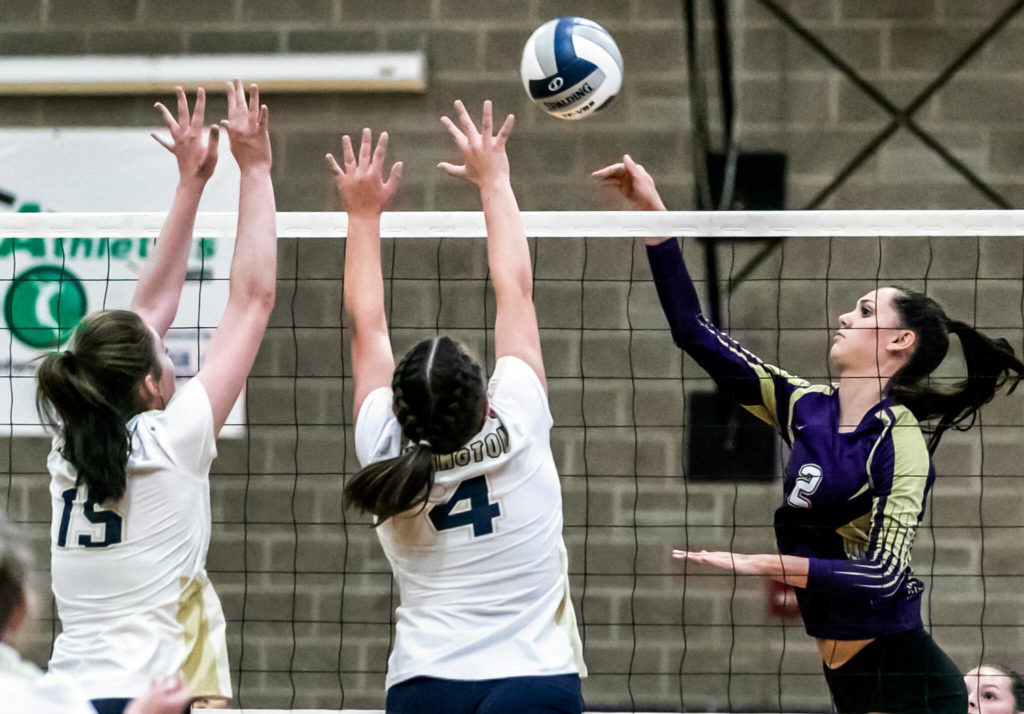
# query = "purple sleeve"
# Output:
<box><xmin>645</xmin><ymin>239</ymin><xmax>703</xmax><ymax>344</ymax></box>
<box><xmin>806</xmin><ymin>418</ymin><xmax>929</xmax><ymax>598</ymax></box>
<box><xmin>645</xmin><ymin>239</ymin><xmax>810</xmax><ymax>433</ymax></box>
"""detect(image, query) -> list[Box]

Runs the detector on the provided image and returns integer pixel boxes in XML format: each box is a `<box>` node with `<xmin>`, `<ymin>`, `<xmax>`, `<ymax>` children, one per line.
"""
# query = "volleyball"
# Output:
<box><xmin>520</xmin><ymin>16</ymin><xmax>623</xmax><ymax>121</ymax></box>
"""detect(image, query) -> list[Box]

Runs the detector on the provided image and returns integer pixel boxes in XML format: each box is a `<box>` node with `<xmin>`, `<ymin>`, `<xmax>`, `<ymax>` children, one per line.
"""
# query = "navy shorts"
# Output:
<box><xmin>91</xmin><ymin>699</ymin><xmax>192</xmax><ymax>714</ymax></box>
<box><xmin>386</xmin><ymin>673</ymin><xmax>583</xmax><ymax>714</ymax></box>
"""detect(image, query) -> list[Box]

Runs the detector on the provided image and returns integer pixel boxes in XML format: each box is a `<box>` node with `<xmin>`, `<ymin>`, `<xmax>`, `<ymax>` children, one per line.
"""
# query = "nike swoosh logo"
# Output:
<box><xmin>848</xmin><ymin>483</ymin><xmax>869</xmax><ymax>500</ymax></box>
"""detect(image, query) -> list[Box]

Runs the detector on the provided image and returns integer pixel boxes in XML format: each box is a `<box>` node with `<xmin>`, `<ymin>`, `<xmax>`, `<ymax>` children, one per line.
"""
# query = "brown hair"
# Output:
<box><xmin>36</xmin><ymin>310</ymin><xmax>160</xmax><ymax>503</ymax></box>
<box><xmin>889</xmin><ymin>288</ymin><xmax>1024</xmax><ymax>452</ymax></box>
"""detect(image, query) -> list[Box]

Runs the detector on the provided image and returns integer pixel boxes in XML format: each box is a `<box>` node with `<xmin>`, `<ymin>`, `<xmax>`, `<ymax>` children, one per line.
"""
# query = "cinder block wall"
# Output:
<box><xmin>3</xmin><ymin>1</ymin><xmax>1024</xmax><ymax>711</ymax></box>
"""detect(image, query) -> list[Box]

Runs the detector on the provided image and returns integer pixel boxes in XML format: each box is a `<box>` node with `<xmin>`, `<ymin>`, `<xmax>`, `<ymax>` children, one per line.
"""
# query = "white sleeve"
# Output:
<box><xmin>488</xmin><ymin>356</ymin><xmax>553</xmax><ymax>433</ymax></box>
<box><xmin>355</xmin><ymin>386</ymin><xmax>403</xmax><ymax>467</ymax></box>
<box><xmin>153</xmin><ymin>378</ymin><xmax>218</xmax><ymax>477</ymax></box>
<box><xmin>27</xmin><ymin>676</ymin><xmax>97</xmax><ymax>714</ymax></box>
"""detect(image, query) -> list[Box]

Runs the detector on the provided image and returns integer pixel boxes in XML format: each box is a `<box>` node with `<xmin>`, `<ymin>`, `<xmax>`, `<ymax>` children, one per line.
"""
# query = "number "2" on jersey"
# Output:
<box><xmin>428</xmin><ymin>475</ymin><xmax>501</xmax><ymax>537</ymax></box>
<box><xmin>787</xmin><ymin>464</ymin><xmax>823</xmax><ymax>509</ymax></box>
<box><xmin>56</xmin><ymin>487</ymin><xmax>123</xmax><ymax>548</ymax></box>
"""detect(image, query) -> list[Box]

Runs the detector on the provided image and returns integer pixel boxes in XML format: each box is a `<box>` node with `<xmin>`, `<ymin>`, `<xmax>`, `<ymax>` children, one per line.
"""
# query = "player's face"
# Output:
<box><xmin>148</xmin><ymin>325</ymin><xmax>177</xmax><ymax>408</ymax></box>
<box><xmin>830</xmin><ymin>287</ymin><xmax>906</xmax><ymax>376</ymax></box>
<box><xmin>966</xmin><ymin>667</ymin><xmax>1021</xmax><ymax>714</ymax></box>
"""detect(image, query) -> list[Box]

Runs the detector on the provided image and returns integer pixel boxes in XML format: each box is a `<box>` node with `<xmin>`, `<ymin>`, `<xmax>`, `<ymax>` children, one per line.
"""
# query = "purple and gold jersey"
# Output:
<box><xmin>648</xmin><ymin>239</ymin><xmax>932</xmax><ymax>640</ymax></box>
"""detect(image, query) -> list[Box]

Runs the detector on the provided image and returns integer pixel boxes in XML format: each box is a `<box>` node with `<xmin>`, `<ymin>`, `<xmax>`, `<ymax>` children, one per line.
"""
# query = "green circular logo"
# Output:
<box><xmin>4</xmin><ymin>265</ymin><xmax>88</xmax><ymax>349</ymax></box>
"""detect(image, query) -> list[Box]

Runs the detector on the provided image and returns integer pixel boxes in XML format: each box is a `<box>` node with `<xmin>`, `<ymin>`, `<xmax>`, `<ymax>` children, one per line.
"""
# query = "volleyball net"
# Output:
<box><xmin>2</xmin><ymin>210</ymin><xmax>1022</xmax><ymax>712</ymax></box>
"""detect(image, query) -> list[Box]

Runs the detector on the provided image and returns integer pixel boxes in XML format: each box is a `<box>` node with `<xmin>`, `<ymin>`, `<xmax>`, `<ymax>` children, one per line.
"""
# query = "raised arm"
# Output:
<box><xmin>327</xmin><ymin>128</ymin><xmax>402</xmax><ymax>419</ymax></box>
<box><xmin>194</xmin><ymin>80</ymin><xmax>276</xmax><ymax>436</ymax></box>
<box><xmin>595</xmin><ymin>154</ymin><xmax>813</xmax><ymax>434</ymax></box>
<box><xmin>439</xmin><ymin>100</ymin><xmax>545</xmax><ymax>389</ymax></box>
<box><xmin>593</xmin><ymin>155</ymin><xmax>701</xmax><ymax>339</ymax></box>
<box><xmin>592</xmin><ymin>154</ymin><xmax>667</xmax><ymax>245</ymax></box>
<box><xmin>132</xmin><ymin>86</ymin><xmax>219</xmax><ymax>337</ymax></box>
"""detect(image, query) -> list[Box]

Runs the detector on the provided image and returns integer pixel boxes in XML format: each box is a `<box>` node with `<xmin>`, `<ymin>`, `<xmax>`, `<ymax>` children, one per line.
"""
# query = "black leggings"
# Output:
<box><xmin>823</xmin><ymin>628</ymin><xmax>967</xmax><ymax>713</ymax></box>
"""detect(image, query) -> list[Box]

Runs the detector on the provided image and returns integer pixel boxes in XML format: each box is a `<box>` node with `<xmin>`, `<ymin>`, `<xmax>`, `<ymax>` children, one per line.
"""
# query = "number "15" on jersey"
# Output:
<box><xmin>56</xmin><ymin>487</ymin><xmax>123</xmax><ymax>548</ymax></box>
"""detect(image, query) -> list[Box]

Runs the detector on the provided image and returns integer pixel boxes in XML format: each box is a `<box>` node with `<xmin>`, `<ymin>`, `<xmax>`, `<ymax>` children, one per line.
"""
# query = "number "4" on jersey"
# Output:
<box><xmin>428</xmin><ymin>475</ymin><xmax>500</xmax><ymax>537</ymax></box>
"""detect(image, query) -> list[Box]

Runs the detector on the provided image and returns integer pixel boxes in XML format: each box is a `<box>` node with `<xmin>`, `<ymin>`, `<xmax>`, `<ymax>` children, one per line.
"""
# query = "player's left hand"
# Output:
<box><xmin>152</xmin><ymin>86</ymin><xmax>219</xmax><ymax>184</ymax></box>
<box><xmin>438</xmin><ymin>99</ymin><xmax>514</xmax><ymax>187</ymax></box>
<box><xmin>673</xmin><ymin>549</ymin><xmax>762</xmax><ymax>574</ymax></box>
<box><xmin>326</xmin><ymin>128</ymin><xmax>403</xmax><ymax>220</ymax></box>
<box><xmin>123</xmin><ymin>672</ymin><xmax>193</xmax><ymax>714</ymax></box>
<box><xmin>221</xmin><ymin>79</ymin><xmax>271</xmax><ymax>171</ymax></box>
<box><xmin>673</xmin><ymin>550</ymin><xmax>809</xmax><ymax>588</ymax></box>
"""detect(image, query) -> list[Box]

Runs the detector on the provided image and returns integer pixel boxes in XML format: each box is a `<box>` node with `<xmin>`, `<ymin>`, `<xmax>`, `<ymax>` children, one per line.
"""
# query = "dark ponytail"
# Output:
<box><xmin>889</xmin><ymin>288</ymin><xmax>1024</xmax><ymax>452</ymax></box>
<box><xmin>36</xmin><ymin>310</ymin><xmax>160</xmax><ymax>504</ymax></box>
<box><xmin>346</xmin><ymin>336</ymin><xmax>486</xmax><ymax>524</ymax></box>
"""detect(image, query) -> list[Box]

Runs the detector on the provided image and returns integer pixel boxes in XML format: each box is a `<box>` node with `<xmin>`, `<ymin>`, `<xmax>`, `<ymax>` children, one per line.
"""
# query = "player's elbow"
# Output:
<box><xmin>343</xmin><ymin>299</ymin><xmax>387</xmax><ymax>332</ymax></box>
<box><xmin>232</xmin><ymin>279</ymin><xmax>276</xmax><ymax>316</ymax></box>
<box><xmin>493</xmin><ymin>271</ymin><xmax>533</xmax><ymax>303</ymax></box>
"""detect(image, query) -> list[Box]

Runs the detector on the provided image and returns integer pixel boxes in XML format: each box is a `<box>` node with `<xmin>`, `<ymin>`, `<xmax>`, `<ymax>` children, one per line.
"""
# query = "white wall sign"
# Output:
<box><xmin>0</xmin><ymin>128</ymin><xmax>245</xmax><ymax>436</ymax></box>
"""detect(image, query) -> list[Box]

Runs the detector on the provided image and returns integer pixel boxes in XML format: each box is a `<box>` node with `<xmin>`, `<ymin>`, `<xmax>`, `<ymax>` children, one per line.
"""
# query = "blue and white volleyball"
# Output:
<box><xmin>521</xmin><ymin>17</ymin><xmax>623</xmax><ymax>121</ymax></box>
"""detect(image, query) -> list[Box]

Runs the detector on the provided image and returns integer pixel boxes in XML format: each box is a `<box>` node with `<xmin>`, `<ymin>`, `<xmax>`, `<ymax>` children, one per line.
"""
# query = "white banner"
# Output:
<box><xmin>0</xmin><ymin>128</ymin><xmax>245</xmax><ymax>436</ymax></box>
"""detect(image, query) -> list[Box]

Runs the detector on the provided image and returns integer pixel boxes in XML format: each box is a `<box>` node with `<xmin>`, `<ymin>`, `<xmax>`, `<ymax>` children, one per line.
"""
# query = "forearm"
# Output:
<box><xmin>646</xmin><ymin>238</ymin><xmax>703</xmax><ymax>343</ymax></box>
<box><xmin>228</xmin><ymin>167</ymin><xmax>277</xmax><ymax>306</ymax></box>
<box><xmin>480</xmin><ymin>179</ymin><xmax>532</xmax><ymax>301</ymax></box>
<box><xmin>131</xmin><ymin>178</ymin><xmax>206</xmax><ymax>334</ymax></box>
<box><xmin>677</xmin><ymin>550</ymin><xmax>809</xmax><ymax>588</ymax></box>
<box><xmin>806</xmin><ymin>509</ymin><xmax>918</xmax><ymax>598</ymax></box>
<box><xmin>343</xmin><ymin>215</ymin><xmax>388</xmax><ymax>332</ymax></box>
<box><xmin>753</xmin><ymin>553</ymin><xmax>809</xmax><ymax>588</ymax></box>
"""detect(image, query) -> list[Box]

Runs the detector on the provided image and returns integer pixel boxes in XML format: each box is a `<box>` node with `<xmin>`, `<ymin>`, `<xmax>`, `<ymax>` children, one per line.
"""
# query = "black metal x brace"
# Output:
<box><xmin>729</xmin><ymin>0</ymin><xmax>1024</xmax><ymax>289</ymax></box>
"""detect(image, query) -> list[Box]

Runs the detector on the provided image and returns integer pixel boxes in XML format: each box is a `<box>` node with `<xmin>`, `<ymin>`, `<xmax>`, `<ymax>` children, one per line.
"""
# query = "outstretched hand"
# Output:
<box><xmin>673</xmin><ymin>549</ymin><xmax>809</xmax><ymax>587</ymax></box>
<box><xmin>438</xmin><ymin>99</ymin><xmax>514</xmax><ymax>187</ymax></box>
<box><xmin>592</xmin><ymin>154</ymin><xmax>666</xmax><ymax>211</ymax></box>
<box><xmin>152</xmin><ymin>86</ymin><xmax>219</xmax><ymax>184</ymax></box>
<box><xmin>326</xmin><ymin>128</ymin><xmax>402</xmax><ymax>220</ymax></box>
<box><xmin>124</xmin><ymin>673</ymin><xmax>192</xmax><ymax>714</ymax></box>
<box><xmin>220</xmin><ymin>79</ymin><xmax>271</xmax><ymax>171</ymax></box>
<box><xmin>673</xmin><ymin>549</ymin><xmax>759</xmax><ymax>573</ymax></box>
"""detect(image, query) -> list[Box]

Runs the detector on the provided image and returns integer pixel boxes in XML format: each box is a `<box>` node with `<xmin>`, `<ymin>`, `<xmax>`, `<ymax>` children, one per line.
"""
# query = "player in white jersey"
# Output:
<box><xmin>35</xmin><ymin>81</ymin><xmax>278</xmax><ymax>713</ymax></box>
<box><xmin>330</xmin><ymin>101</ymin><xmax>586</xmax><ymax>713</ymax></box>
<box><xmin>1</xmin><ymin>510</ymin><xmax>193</xmax><ymax>714</ymax></box>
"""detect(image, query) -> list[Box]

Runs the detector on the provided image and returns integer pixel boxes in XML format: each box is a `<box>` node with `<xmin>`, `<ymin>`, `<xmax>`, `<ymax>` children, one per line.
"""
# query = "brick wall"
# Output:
<box><xmin>3</xmin><ymin>0</ymin><xmax>1024</xmax><ymax>711</ymax></box>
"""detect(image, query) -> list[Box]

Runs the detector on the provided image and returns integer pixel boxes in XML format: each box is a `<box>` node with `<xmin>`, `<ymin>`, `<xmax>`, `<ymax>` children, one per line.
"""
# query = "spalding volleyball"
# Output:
<box><xmin>521</xmin><ymin>17</ymin><xmax>623</xmax><ymax>121</ymax></box>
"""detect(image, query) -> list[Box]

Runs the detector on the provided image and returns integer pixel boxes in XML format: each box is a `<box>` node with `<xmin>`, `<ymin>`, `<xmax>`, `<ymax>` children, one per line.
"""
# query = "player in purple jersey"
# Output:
<box><xmin>594</xmin><ymin>155</ymin><xmax>1024</xmax><ymax>714</ymax></box>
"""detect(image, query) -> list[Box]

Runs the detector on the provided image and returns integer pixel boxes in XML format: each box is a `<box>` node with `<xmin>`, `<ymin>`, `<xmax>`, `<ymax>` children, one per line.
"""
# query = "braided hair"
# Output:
<box><xmin>888</xmin><ymin>288</ymin><xmax>1024</xmax><ymax>453</ymax></box>
<box><xmin>346</xmin><ymin>336</ymin><xmax>487</xmax><ymax>523</ymax></box>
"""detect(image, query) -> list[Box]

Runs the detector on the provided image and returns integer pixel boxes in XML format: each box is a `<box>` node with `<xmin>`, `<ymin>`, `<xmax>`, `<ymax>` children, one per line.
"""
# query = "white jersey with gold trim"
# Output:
<box><xmin>355</xmin><ymin>356</ymin><xmax>586</xmax><ymax>689</ymax></box>
<box><xmin>45</xmin><ymin>378</ymin><xmax>231</xmax><ymax>701</ymax></box>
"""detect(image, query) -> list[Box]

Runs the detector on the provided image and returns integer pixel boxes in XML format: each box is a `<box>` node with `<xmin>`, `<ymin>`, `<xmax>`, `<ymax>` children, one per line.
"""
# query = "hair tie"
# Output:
<box><xmin>62</xmin><ymin>350</ymin><xmax>77</xmax><ymax>367</ymax></box>
<box><xmin>418</xmin><ymin>439</ymin><xmax>432</xmax><ymax>449</ymax></box>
